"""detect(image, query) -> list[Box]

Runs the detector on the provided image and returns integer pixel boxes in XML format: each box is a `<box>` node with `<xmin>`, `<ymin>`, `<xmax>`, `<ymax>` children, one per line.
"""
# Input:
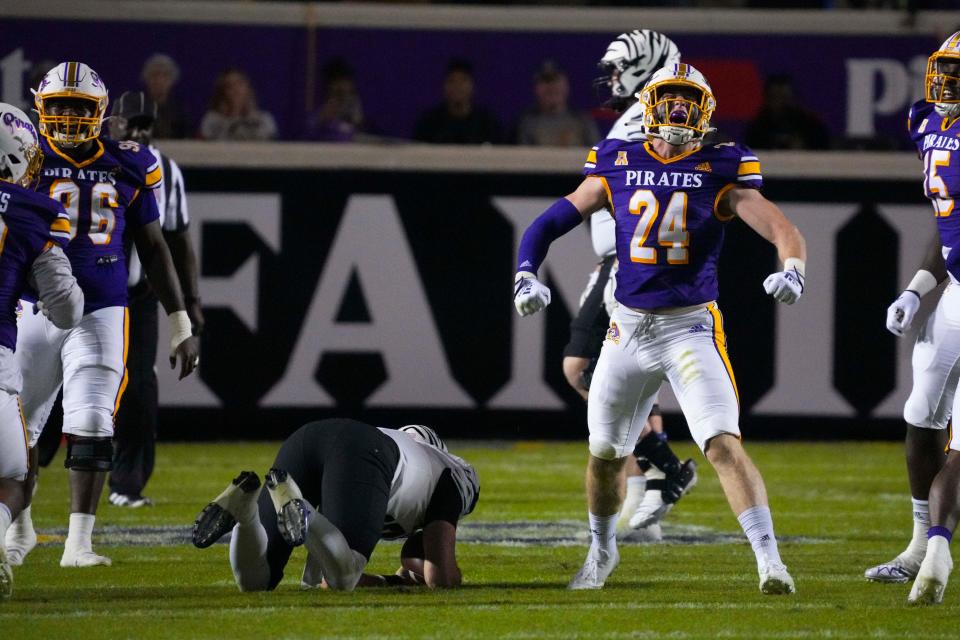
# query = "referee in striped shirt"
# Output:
<box><xmin>107</xmin><ymin>91</ymin><xmax>204</xmax><ymax>507</ymax></box>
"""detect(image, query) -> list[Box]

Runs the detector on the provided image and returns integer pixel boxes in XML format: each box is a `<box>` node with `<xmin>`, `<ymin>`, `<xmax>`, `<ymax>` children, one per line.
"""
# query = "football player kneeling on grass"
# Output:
<box><xmin>192</xmin><ymin>419</ymin><xmax>479</xmax><ymax>591</ymax></box>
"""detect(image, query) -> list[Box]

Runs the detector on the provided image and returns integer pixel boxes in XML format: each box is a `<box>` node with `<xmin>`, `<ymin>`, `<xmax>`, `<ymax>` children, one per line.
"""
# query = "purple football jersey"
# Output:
<box><xmin>583</xmin><ymin>139</ymin><xmax>763</xmax><ymax>308</ymax></box>
<box><xmin>0</xmin><ymin>181</ymin><xmax>72</xmax><ymax>350</ymax></box>
<box><xmin>908</xmin><ymin>100</ymin><xmax>960</xmax><ymax>281</ymax></box>
<box><xmin>35</xmin><ymin>136</ymin><xmax>161</xmax><ymax>314</ymax></box>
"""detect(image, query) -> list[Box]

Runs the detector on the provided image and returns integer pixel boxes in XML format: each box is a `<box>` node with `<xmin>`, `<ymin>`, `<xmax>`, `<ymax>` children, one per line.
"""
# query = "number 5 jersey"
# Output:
<box><xmin>35</xmin><ymin>136</ymin><xmax>161</xmax><ymax>313</ymax></box>
<box><xmin>583</xmin><ymin>139</ymin><xmax>763</xmax><ymax>309</ymax></box>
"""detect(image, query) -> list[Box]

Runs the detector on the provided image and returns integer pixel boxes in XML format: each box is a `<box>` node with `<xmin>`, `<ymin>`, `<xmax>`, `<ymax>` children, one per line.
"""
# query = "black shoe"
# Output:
<box><xmin>192</xmin><ymin>471</ymin><xmax>261</xmax><ymax>549</ymax></box>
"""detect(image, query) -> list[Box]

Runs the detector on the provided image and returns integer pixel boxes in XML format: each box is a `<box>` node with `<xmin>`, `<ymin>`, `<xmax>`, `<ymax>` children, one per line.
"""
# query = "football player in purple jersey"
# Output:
<box><xmin>0</xmin><ymin>103</ymin><xmax>84</xmax><ymax>597</ymax></box>
<box><xmin>514</xmin><ymin>63</ymin><xmax>805</xmax><ymax>594</ymax></box>
<box><xmin>3</xmin><ymin>62</ymin><xmax>200</xmax><ymax>570</ymax></box>
<box><xmin>866</xmin><ymin>31</ymin><xmax>960</xmax><ymax>605</ymax></box>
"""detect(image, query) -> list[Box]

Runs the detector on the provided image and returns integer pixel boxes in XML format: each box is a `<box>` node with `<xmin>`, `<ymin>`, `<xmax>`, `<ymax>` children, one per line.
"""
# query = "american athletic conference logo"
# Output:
<box><xmin>606</xmin><ymin>321</ymin><xmax>621</xmax><ymax>345</ymax></box>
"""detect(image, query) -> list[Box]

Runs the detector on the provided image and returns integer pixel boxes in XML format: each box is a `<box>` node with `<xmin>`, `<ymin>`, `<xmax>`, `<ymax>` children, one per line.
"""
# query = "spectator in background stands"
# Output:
<box><xmin>414</xmin><ymin>59</ymin><xmax>502</xmax><ymax>144</ymax></box>
<box><xmin>303</xmin><ymin>59</ymin><xmax>373</xmax><ymax>142</ymax></box>
<box><xmin>200</xmin><ymin>68</ymin><xmax>277</xmax><ymax>141</ymax></box>
<box><xmin>744</xmin><ymin>74</ymin><xmax>831</xmax><ymax>150</ymax></box>
<box><xmin>141</xmin><ymin>54</ymin><xmax>191</xmax><ymax>139</ymax></box>
<box><xmin>516</xmin><ymin>60</ymin><xmax>599</xmax><ymax>147</ymax></box>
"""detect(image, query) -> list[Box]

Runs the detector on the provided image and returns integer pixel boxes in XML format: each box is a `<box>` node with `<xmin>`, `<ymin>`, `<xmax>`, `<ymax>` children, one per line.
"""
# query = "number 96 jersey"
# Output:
<box><xmin>583</xmin><ymin>139</ymin><xmax>762</xmax><ymax>309</ymax></box>
<box><xmin>36</xmin><ymin>136</ymin><xmax>161</xmax><ymax>314</ymax></box>
<box><xmin>908</xmin><ymin>100</ymin><xmax>960</xmax><ymax>283</ymax></box>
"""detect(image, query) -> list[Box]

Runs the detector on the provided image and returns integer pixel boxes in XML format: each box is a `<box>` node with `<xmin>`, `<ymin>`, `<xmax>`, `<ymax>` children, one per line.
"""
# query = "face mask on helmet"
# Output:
<box><xmin>0</xmin><ymin>107</ymin><xmax>44</xmax><ymax>188</ymax></box>
<box><xmin>33</xmin><ymin>62</ymin><xmax>109</xmax><ymax>148</ymax></box>
<box><xmin>640</xmin><ymin>76</ymin><xmax>715</xmax><ymax>146</ymax></box>
<box><xmin>926</xmin><ymin>53</ymin><xmax>960</xmax><ymax>118</ymax></box>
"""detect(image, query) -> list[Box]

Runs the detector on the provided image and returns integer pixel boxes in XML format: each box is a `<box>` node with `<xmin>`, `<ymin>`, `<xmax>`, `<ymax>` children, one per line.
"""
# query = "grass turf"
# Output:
<box><xmin>7</xmin><ymin>440</ymin><xmax>960</xmax><ymax>639</ymax></box>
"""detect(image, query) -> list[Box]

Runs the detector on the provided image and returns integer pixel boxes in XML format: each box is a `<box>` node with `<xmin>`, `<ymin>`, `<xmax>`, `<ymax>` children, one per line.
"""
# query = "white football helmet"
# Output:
<box><xmin>0</xmin><ymin>103</ymin><xmax>43</xmax><ymax>188</ymax></box>
<box><xmin>926</xmin><ymin>31</ymin><xmax>960</xmax><ymax>118</ymax></box>
<box><xmin>33</xmin><ymin>61</ymin><xmax>109</xmax><ymax>147</ymax></box>
<box><xmin>399</xmin><ymin>424</ymin><xmax>448</xmax><ymax>452</ymax></box>
<box><xmin>596</xmin><ymin>29</ymin><xmax>681</xmax><ymax>110</ymax></box>
<box><xmin>638</xmin><ymin>63</ymin><xmax>716</xmax><ymax>146</ymax></box>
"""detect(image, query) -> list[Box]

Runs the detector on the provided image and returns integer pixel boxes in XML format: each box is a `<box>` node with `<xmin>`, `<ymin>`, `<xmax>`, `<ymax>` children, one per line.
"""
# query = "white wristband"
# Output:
<box><xmin>168</xmin><ymin>310</ymin><xmax>192</xmax><ymax>353</ymax></box>
<box><xmin>906</xmin><ymin>269</ymin><xmax>938</xmax><ymax>298</ymax></box>
<box><xmin>515</xmin><ymin>270</ymin><xmax>537</xmax><ymax>282</ymax></box>
<box><xmin>784</xmin><ymin>258</ymin><xmax>805</xmax><ymax>279</ymax></box>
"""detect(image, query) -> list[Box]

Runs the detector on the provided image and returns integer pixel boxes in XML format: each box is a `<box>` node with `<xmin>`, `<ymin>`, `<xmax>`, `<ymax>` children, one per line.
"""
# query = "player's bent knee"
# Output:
<box><xmin>64</xmin><ymin>435</ymin><xmax>113</xmax><ymax>472</ymax></box>
<box><xmin>589</xmin><ymin>437</ymin><xmax>623</xmax><ymax>461</ymax></box>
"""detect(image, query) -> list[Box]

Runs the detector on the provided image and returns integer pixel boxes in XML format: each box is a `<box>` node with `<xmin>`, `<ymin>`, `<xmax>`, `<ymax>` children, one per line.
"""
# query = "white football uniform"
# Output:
<box><xmin>378</xmin><ymin>428</ymin><xmax>479</xmax><ymax>538</ymax></box>
<box><xmin>588</xmin><ymin>303</ymin><xmax>740</xmax><ymax>455</ymax></box>
<box><xmin>17</xmin><ymin>303</ymin><xmax>127</xmax><ymax>446</ymax></box>
<box><xmin>904</xmin><ymin>281</ymin><xmax>960</xmax><ymax>450</ymax></box>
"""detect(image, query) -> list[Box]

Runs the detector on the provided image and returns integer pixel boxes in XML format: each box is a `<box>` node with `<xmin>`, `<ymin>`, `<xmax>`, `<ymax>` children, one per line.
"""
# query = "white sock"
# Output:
<box><xmin>737</xmin><ymin>505</ymin><xmax>783</xmax><ymax>570</ymax></box>
<box><xmin>0</xmin><ymin>503</ymin><xmax>11</xmax><ymax>542</ymax></box>
<box><xmin>66</xmin><ymin>513</ymin><xmax>95</xmax><ymax>550</ymax></box>
<box><xmin>588</xmin><ymin>512</ymin><xmax>618</xmax><ymax>552</ymax></box>
<box><xmin>626</xmin><ymin>476</ymin><xmax>646</xmax><ymax>498</ymax></box>
<box><xmin>904</xmin><ymin>498</ymin><xmax>931</xmax><ymax>559</ymax></box>
<box><xmin>229</xmin><ymin>521</ymin><xmax>271</xmax><ymax>591</ymax></box>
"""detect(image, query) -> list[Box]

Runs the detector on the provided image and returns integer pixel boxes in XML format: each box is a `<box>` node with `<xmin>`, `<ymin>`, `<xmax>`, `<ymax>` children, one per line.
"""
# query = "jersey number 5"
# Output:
<box><xmin>48</xmin><ymin>180</ymin><xmax>118</xmax><ymax>244</ymax></box>
<box><xmin>925</xmin><ymin>150</ymin><xmax>955</xmax><ymax>218</ymax></box>
<box><xmin>628</xmin><ymin>189</ymin><xmax>689</xmax><ymax>265</ymax></box>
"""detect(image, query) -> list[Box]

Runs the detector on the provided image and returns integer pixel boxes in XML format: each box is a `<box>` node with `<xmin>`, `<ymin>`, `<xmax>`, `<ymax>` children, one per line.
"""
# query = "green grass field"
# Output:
<box><xmin>7</xmin><ymin>440</ymin><xmax>960</xmax><ymax>639</ymax></box>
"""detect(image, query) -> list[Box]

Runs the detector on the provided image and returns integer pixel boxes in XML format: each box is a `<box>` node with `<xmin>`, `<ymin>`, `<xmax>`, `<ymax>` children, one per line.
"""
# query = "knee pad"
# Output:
<box><xmin>64</xmin><ymin>436</ymin><xmax>113</xmax><ymax>472</ymax></box>
<box><xmin>588</xmin><ymin>437</ymin><xmax>621</xmax><ymax>461</ymax></box>
<box><xmin>903</xmin><ymin>396</ymin><xmax>945</xmax><ymax>430</ymax></box>
<box><xmin>64</xmin><ymin>408</ymin><xmax>115</xmax><ymax>439</ymax></box>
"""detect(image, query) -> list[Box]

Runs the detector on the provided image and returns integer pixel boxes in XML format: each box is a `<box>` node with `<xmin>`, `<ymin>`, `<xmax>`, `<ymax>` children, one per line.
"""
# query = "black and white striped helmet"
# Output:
<box><xmin>596</xmin><ymin>30</ymin><xmax>681</xmax><ymax>110</ymax></box>
<box><xmin>399</xmin><ymin>424</ymin><xmax>448</xmax><ymax>452</ymax></box>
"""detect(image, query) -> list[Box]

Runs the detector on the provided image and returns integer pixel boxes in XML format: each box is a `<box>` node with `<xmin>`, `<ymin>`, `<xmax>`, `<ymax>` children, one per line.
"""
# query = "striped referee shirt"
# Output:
<box><xmin>127</xmin><ymin>145</ymin><xmax>190</xmax><ymax>287</ymax></box>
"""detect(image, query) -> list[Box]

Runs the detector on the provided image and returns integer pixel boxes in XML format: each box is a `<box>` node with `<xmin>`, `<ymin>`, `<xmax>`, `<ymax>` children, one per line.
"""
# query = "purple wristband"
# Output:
<box><xmin>516</xmin><ymin>198</ymin><xmax>583</xmax><ymax>275</ymax></box>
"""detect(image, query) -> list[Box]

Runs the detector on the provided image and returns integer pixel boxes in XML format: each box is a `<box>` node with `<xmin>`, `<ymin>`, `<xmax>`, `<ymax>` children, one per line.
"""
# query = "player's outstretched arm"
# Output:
<box><xmin>134</xmin><ymin>219</ymin><xmax>200</xmax><ymax>379</ymax></box>
<box><xmin>514</xmin><ymin>178</ymin><xmax>608</xmax><ymax>317</ymax></box>
<box><xmin>887</xmin><ymin>230</ymin><xmax>947</xmax><ymax>336</ymax></box>
<box><xmin>723</xmin><ymin>187</ymin><xmax>807</xmax><ymax>305</ymax></box>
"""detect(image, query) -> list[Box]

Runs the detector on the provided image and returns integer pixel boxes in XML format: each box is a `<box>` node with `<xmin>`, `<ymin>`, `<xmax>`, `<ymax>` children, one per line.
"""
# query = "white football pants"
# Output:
<box><xmin>16</xmin><ymin>303</ymin><xmax>128</xmax><ymax>447</ymax></box>
<box><xmin>0</xmin><ymin>389</ymin><xmax>28</xmax><ymax>481</ymax></box>
<box><xmin>904</xmin><ymin>283</ymin><xmax>960</xmax><ymax>451</ymax></box>
<box><xmin>588</xmin><ymin>302</ymin><xmax>741</xmax><ymax>457</ymax></box>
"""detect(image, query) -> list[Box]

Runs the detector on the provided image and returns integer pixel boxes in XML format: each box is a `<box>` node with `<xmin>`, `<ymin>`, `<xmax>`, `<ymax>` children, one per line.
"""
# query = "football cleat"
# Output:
<box><xmin>908</xmin><ymin>537</ymin><xmax>953</xmax><ymax>605</ymax></box>
<box><xmin>568</xmin><ymin>545</ymin><xmax>620</xmax><ymax>590</ymax></box>
<box><xmin>60</xmin><ymin>547</ymin><xmax>111</xmax><ymax>568</ymax></box>
<box><xmin>4</xmin><ymin>517</ymin><xmax>37</xmax><ymax>567</ymax></box>
<box><xmin>109</xmin><ymin>492</ymin><xmax>153</xmax><ymax>508</ymax></box>
<box><xmin>864</xmin><ymin>554</ymin><xmax>922</xmax><ymax>583</ymax></box>
<box><xmin>192</xmin><ymin>471</ymin><xmax>261</xmax><ymax>549</ymax></box>
<box><xmin>0</xmin><ymin>545</ymin><xmax>12</xmax><ymax>599</ymax></box>
<box><xmin>759</xmin><ymin>562</ymin><xmax>796</xmax><ymax>595</ymax></box>
<box><xmin>628</xmin><ymin>459</ymin><xmax>697</xmax><ymax>529</ymax></box>
<box><xmin>618</xmin><ymin>523</ymin><xmax>662</xmax><ymax>544</ymax></box>
<box><xmin>265</xmin><ymin>468</ymin><xmax>310</xmax><ymax>547</ymax></box>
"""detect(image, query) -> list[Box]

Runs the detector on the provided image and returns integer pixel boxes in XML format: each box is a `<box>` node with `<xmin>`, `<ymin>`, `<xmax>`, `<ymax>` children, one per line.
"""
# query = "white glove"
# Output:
<box><xmin>763</xmin><ymin>267</ymin><xmax>804</xmax><ymax>305</ymax></box>
<box><xmin>514</xmin><ymin>271</ymin><xmax>551</xmax><ymax>317</ymax></box>
<box><xmin>886</xmin><ymin>291</ymin><xmax>921</xmax><ymax>337</ymax></box>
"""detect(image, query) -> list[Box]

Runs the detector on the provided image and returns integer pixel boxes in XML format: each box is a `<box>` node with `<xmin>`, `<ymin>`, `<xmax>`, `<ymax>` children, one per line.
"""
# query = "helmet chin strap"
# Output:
<box><xmin>935</xmin><ymin>102</ymin><xmax>960</xmax><ymax>118</ymax></box>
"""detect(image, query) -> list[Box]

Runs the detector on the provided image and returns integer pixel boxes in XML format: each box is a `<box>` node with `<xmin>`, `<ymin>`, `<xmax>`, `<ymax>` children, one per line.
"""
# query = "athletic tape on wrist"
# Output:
<box><xmin>906</xmin><ymin>270</ymin><xmax>938</xmax><ymax>298</ymax></box>
<box><xmin>784</xmin><ymin>257</ymin><xmax>805</xmax><ymax>279</ymax></box>
<box><xmin>168</xmin><ymin>310</ymin><xmax>192</xmax><ymax>352</ymax></box>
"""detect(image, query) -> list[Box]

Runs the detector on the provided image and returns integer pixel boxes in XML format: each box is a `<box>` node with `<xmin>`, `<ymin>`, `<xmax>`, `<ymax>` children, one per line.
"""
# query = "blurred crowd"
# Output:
<box><xmin>22</xmin><ymin>51</ymin><xmax>840</xmax><ymax>151</ymax></box>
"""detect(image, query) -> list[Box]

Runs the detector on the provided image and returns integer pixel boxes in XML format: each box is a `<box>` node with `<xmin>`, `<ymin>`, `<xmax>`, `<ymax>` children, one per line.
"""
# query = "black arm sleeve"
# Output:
<box><xmin>423</xmin><ymin>468</ymin><xmax>463</xmax><ymax>527</ymax></box>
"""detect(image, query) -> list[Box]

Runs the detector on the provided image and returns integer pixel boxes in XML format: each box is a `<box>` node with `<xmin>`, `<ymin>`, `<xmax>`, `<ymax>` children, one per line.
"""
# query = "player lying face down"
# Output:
<box><xmin>192</xmin><ymin>419</ymin><xmax>479</xmax><ymax>591</ymax></box>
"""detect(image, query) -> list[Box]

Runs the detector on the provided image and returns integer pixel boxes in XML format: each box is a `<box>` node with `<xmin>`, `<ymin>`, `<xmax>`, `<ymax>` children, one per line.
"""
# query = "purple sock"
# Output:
<box><xmin>928</xmin><ymin>526</ymin><xmax>953</xmax><ymax>543</ymax></box>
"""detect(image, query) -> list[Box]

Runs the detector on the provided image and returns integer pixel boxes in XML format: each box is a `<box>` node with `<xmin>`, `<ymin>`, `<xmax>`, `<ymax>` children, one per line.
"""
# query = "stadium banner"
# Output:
<box><xmin>149</xmin><ymin>161</ymin><xmax>932</xmax><ymax>441</ymax></box>
<box><xmin>0</xmin><ymin>19</ymin><xmax>937</xmax><ymax>144</ymax></box>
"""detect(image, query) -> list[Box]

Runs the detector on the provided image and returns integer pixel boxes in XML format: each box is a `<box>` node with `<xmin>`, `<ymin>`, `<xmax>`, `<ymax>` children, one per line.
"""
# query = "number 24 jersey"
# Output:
<box><xmin>583</xmin><ymin>139</ymin><xmax>762</xmax><ymax>309</ymax></box>
<box><xmin>36</xmin><ymin>136</ymin><xmax>161</xmax><ymax>314</ymax></box>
